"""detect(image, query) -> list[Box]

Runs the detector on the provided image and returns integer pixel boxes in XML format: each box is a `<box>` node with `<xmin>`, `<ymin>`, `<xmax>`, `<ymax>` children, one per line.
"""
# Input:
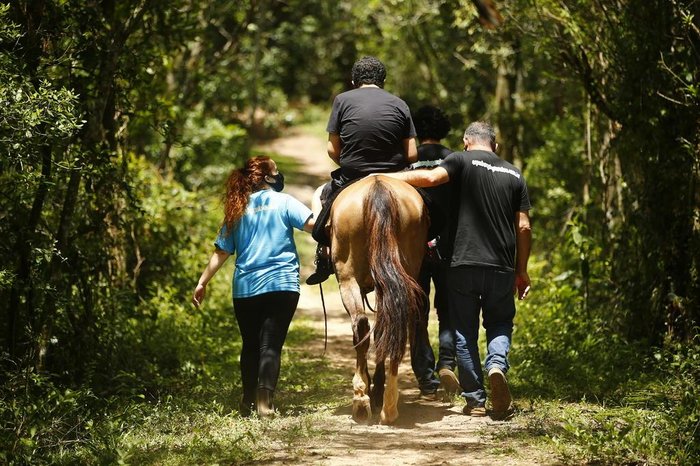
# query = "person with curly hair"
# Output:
<box><xmin>307</xmin><ymin>56</ymin><xmax>418</xmax><ymax>285</ymax></box>
<box><xmin>192</xmin><ymin>156</ymin><xmax>314</xmax><ymax>418</ymax></box>
<box><xmin>408</xmin><ymin>105</ymin><xmax>460</xmax><ymax>399</ymax></box>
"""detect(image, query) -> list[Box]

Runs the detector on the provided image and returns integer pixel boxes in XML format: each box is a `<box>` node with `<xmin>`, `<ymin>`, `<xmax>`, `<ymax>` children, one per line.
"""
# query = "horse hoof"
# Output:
<box><xmin>352</xmin><ymin>396</ymin><xmax>372</xmax><ymax>423</ymax></box>
<box><xmin>380</xmin><ymin>408</ymin><xmax>398</xmax><ymax>425</ymax></box>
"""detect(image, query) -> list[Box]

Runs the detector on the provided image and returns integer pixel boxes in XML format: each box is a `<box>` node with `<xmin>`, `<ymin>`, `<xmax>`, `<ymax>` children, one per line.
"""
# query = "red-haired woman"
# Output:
<box><xmin>192</xmin><ymin>156</ymin><xmax>314</xmax><ymax>417</ymax></box>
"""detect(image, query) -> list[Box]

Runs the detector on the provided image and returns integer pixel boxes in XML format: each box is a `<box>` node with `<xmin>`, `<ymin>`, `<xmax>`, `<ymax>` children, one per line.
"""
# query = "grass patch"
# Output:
<box><xmin>121</xmin><ymin>408</ymin><xmax>337</xmax><ymax>465</ymax></box>
<box><xmin>119</xmin><ymin>321</ymin><xmax>348</xmax><ymax>465</ymax></box>
<box><xmin>506</xmin><ymin>399</ymin><xmax>683</xmax><ymax>465</ymax></box>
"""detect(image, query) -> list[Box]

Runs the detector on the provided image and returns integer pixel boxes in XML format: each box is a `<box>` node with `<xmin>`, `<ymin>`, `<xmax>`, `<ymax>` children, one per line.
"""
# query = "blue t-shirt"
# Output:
<box><xmin>214</xmin><ymin>189</ymin><xmax>313</xmax><ymax>298</ymax></box>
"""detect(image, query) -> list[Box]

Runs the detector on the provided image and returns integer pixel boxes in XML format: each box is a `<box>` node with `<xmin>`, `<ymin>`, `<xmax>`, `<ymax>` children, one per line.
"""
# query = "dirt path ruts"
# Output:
<box><xmin>258</xmin><ymin>128</ymin><xmax>553</xmax><ymax>465</ymax></box>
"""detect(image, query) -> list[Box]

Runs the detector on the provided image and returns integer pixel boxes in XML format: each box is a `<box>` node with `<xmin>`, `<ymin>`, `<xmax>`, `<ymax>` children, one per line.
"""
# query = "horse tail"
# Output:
<box><xmin>365</xmin><ymin>178</ymin><xmax>425</xmax><ymax>363</ymax></box>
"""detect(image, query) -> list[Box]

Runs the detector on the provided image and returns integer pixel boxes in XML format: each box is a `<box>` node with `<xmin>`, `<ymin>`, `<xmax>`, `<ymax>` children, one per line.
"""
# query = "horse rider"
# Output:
<box><xmin>306</xmin><ymin>55</ymin><xmax>418</xmax><ymax>285</ymax></box>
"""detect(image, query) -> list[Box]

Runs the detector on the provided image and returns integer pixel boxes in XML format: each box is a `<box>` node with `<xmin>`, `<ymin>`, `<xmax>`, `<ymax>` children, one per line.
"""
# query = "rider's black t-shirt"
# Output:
<box><xmin>440</xmin><ymin>150</ymin><xmax>531</xmax><ymax>271</ymax></box>
<box><xmin>327</xmin><ymin>87</ymin><xmax>416</xmax><ymax>182</ymax></box>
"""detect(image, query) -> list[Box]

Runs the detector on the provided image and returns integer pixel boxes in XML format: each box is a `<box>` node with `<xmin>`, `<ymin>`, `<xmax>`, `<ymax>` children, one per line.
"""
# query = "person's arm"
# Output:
<box><xmin>192</xmin><ymin>249</ymin><xmax>231</xmax><ymax>307</ymax></box>
<box><xmin>514</xmin><ymin>210</ymin><xmax>532</xmax><ymax>300</ymax></box>
<box><xmin>382</xmin><ymin>166</ymin><xmax>450</xmax><ymax>187</ymax></box>
<box><xmin>327</xmin><ymin>133</ymin><xmax>341</xmax><ymax>165</ymax></box>
<box><xmin>404</xmin><ymin>137</ymin><xmax>418</xmax><ymax>163</ymax></box>
<box><xmin>303</xmin><ymin>214</ymin><xmax>315</xmax><ymax>233</ymax></box>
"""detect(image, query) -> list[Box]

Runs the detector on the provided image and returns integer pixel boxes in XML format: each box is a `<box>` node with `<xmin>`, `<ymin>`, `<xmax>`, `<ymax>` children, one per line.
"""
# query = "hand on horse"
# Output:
<box><xmin>192</xmin><ymin>284</ymin><xmax>206</xmax><ymax>308</ymax></box>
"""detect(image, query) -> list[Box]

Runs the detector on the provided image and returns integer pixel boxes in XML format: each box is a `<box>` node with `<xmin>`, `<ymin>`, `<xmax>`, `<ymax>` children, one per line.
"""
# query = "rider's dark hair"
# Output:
<box><xmin>351</xmin><ymin>56</ymin><xmax>386</xmax><ymax>88</ymax></box>
<box><xmin>413</xmin><ymin>105</ymin><xmax>451</xmax><ymax>142</ymax></box>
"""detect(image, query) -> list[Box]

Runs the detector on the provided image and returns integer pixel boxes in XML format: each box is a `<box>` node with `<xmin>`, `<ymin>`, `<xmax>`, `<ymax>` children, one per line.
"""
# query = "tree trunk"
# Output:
<box><xmin>7</xmin><ymin>1</ymin><xmax>51</xmax><ymax>359</ymax></box>
<box><xmin>494</xmin><ymin>36</ymin><xmax>523</xmax><ymax>166</ymax></box>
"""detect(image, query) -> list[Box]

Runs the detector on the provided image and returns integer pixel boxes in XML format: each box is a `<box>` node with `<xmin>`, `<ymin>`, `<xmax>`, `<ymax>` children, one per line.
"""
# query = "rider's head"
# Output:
<box><xmin>351</xmin><ymin>56</ymin><xmax>386</xmax><ymax>88</ymax></box>
<box><xmin>413</xmin><ymin>105</ymin><xmax>451</xmax><ymax>143</ymax></box>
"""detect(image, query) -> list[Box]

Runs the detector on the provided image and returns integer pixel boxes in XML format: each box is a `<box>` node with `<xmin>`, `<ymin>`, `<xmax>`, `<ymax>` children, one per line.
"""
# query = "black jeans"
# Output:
<box><xmin>410</xmin><ymin>259</ymin><xmax>456</xmax><ymax>392</ymax></box>
<box><xmin>233</xmin><ymin>291</ymin><xmax>298</xmax><ymax>404</ymax></box>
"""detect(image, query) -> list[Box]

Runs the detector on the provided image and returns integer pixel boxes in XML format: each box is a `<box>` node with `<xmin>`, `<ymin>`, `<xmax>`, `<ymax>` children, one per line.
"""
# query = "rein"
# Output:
<box><xmin>363</xmin><ymin>294</ymin><xmax>375</xmax><ymax>313</ymax></box>
<box><xmin>317</xmin><ymin>279</ymin><xmax>373</xmax><ymax>352</ymax></box>
<box><xmin>318</xmin><ymin>283</ymin><xmax>327</xmax><ymax>356</ymax></box>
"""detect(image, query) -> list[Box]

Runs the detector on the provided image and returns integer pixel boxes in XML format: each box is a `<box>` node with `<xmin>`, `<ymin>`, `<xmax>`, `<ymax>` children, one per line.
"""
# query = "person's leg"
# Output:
<box><xmin>447</xmin><ymin>266</ymin><xmax>486</xmax><ymax>409</ymax></box>
<box><xmin>433</xmin><ymin>262</ymin><xmax>456</xmax><ymax>371</ymax></box>
<box><xmin>482</xmin><ymin>269</ymin><xmax>516</xmax><ymax>415</ymax></box>
<box><xmin>410</xmin><ymin>261</ymin><xmax>439</xmax><ymax>395</ymax></box>
<box><xmin>481</xmin><ymin>269</ymin><xmax>516</xmax><ymax>373</ymax></box>
<box><xmin>233</xmin><ymin>296</ymin><xmax>264</xmax><ymax>415</ymax></box>
<box><xmin>433</xmin><ymin>262</ymin><xmax>460</xmax><ymax>395</ymax></box>
<box><xmin>256</xmin><ymin>291</ymin><xmax>298</xmax><ymax>415</ymax></box>
<box><xmin>307</xmin><ymin>183</ymin><xmax>334</xmax><ymax>285</ymax></box>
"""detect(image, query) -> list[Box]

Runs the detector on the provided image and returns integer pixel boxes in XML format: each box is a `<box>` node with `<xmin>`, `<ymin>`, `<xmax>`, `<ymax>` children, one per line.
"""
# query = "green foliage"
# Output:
<box><xmin>532</xmin><ymin>0</ymin><xmax>700</xmax><ymax>341</ymax></box>
<box><xmin>652</xmin><ymin>337</ymin><xmax>700</xmax><ymax>462</ymax></box>
<box><xmin>119</xmin><ymin>317</ymin><xmax>347</xmax><ymax>465</ymax></box>
<box><xmin>0</xmin><ymin>366</ymin><xmax>143</xmax><ymax>465</ymax></box>
<box><xmin>515</xmin><ymin>337</ymin><xmax>700</xmax><ymax>466</ymax></box>
<box><xmin>174</xmin><ymin>113</ymin><xmax>247</xmax><ymax>188</ymax></box>
<box><xmin>512</xmin><ymin>295</ymin><xmax>700</xmax><ymax>464</ymax></box>
<box><xmin>509</xmin><ymin>207</ymin><xmax>699</xmax><ymax>463</ymax></box>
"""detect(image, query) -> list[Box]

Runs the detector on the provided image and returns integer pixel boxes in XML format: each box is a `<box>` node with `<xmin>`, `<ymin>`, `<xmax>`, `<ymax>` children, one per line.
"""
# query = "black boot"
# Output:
<box><xmin>305</xmin><ymin>246</ymin><xmax>332</xmax><ymax>285</ymax></box>
<box><xmin>238</xmin><ymin>396</ymin><xmax>255</xmax><ymax>417</ymax></box>
<box><xmin>256</xmin><ymin>388</ymin><xmax>275</xmax><ymax>418</ymax></box>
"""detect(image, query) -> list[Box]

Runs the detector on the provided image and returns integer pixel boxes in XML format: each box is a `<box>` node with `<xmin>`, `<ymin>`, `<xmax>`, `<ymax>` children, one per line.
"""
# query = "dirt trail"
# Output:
<box><xmin>257</xmin><ymin>129</ymin><xmax>552</xmax><ymax>465</ymax></box>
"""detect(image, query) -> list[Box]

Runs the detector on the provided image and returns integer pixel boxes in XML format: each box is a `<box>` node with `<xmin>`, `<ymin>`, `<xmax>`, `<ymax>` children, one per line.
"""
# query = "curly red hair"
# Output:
<box><xmin>223</xmin><ymin>156</ymin><xmax>275</xmax><ymax>229</ymax></box>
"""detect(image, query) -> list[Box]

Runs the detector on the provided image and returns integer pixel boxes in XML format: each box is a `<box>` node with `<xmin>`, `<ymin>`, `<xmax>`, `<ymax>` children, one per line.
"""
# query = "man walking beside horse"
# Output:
<box><xmin>385</xmin><ymin>121</ymin><xmax>532</xmax><ymax>420</ymax></box>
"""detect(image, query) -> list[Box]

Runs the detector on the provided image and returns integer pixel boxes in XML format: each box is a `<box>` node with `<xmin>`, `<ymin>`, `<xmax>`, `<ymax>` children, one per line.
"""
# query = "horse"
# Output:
<box><xmin>329</xmin><ymin>174</ymin><xmax>429</xmax><ymax>424</ymax></box>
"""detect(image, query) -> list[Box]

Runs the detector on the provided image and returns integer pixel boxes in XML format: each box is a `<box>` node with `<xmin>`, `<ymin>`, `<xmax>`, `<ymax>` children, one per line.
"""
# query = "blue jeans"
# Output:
<box><xmin>410</xmin><ymin>260</ymin><xmax>456</xmax><ymax>392</ymax></box>
<box><xmin>447</xmin><ymin>266</ymin><xmax>515</xmax><ymax>407</ymax></box>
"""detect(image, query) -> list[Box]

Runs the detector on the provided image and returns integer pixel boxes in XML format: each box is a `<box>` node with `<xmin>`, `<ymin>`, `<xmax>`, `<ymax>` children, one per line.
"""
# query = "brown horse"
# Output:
<box><xmin>329</xmin><ymin>175</ymin><xmax>428</xmax><ymax>424</ymax></box>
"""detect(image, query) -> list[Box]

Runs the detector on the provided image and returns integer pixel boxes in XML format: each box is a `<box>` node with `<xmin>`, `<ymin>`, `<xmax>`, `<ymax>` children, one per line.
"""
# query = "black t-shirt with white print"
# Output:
<box><xmin>440</xmin><ymin>150</ymin><xmax>531</xmax><ymax>271</ymax></box>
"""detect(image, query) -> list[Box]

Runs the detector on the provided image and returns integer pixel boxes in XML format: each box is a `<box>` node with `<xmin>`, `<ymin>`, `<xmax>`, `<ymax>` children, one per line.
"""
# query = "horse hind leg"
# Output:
<box><xmin>341</xmin><ymin>282</ymin><xmax>372</xmax><ymax>423</ymax></box>
<box><xmin>380</xmin><ymin>358</ymin><xmax>400</xmax><ymax>425</ymax></box>
<box><xmin>352</xmin><ymin>315</ymin><xmax>372</xmax><ymax>423</ymax></box>
<box><xmin>371</xmin><ymin>359</ymin><xmax>385</xmax><ymax>411</ymax></box>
